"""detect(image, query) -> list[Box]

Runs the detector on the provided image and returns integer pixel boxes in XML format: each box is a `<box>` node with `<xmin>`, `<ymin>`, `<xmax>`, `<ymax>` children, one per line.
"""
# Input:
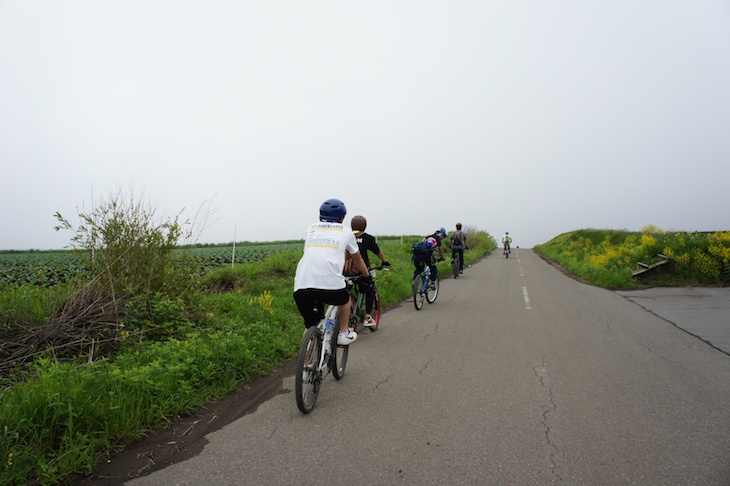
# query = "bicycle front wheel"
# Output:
<box><xmin>348</xmin><ymin>293</ymin><xmax>359</xmax><ymax>332</ymax></box>
<box><xmin>369</xmin><ymin>286</ymin><xmax>381</xmax><ymax>332</ymax></box>
<box><xmin>413</xmin><ymin>275</ymin><xmax>425</xmax><ymax>310</ymax></box>
<box><xmin>426</xmin><ymin>278</ymin><xmax>439</xmax><ymax>304</ymax></box>
<box><xmin>295</xmin><ymin>326</ymin><xmax>321</xmax><ymax>414</ymax></box>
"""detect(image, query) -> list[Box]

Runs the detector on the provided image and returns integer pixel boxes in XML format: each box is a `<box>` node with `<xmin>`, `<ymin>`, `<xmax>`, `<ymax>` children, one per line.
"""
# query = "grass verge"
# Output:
<box><xmin>1</xmin><ymin>233</ymin><xmax>495</xmax><ymax>485</ymax></box>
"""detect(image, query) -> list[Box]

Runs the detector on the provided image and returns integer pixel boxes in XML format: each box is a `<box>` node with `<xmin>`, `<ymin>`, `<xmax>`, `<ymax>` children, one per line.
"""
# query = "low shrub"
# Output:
<box><xmin>535</xmin><ymin>229</ymin><xmax>730</xmax><ymax>289</ymax></box>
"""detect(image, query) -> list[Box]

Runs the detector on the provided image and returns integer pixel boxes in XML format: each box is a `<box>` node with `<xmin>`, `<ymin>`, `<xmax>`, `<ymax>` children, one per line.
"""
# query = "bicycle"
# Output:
<box><xmin>295</xmin><ymin>303</ymin><xmax>349</xmax><ymax>414</ymax></box>
<box><xmin>413</xmin><ymin>264</ymin><xmax>439</xmax><ymax>310</ymax></box>
<box><xmin>451</xmin><ymin>249</ymin><xmax>461</xmax><ymax>279</ymax></box>
<box><xmin>504</xmin><ymin>243</ymin><xmax>511</xmax><ymax>259</ymax></box>
<box><xmin>347</xmin><ymin>265</ymin><xmax>386</xmax><ymax>333</ymax></box>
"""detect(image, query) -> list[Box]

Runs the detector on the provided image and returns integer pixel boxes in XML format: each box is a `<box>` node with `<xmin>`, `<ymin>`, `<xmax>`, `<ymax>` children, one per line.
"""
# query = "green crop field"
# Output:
<box><xmin>0</xmin><ymin>242</ymin><xmax>305</xmax><ymax>288</ymax></box>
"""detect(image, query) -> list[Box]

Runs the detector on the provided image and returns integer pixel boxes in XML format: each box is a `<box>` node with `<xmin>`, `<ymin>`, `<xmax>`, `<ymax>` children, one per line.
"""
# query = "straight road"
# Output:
<box><xmin>127</xmin><ymin>249</ymin><xmax>730</xmax><ymax>485</ymax></box>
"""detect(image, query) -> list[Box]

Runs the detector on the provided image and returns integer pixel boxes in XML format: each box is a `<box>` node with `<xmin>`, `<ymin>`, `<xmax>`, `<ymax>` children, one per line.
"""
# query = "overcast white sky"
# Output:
<box><xmin>2</xmin><ymin>1</ymin><xmax>729</xmax><ymax>250</ymax></box>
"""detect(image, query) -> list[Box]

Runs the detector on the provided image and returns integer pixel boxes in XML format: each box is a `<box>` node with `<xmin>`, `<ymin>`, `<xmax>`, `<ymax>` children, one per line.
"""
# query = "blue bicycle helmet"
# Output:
<box><xmin>319</xmin><ymin>198</ymin><xmax>347</xmax><ymax>222</ymax></box>
<box><xmin>438</xmin><ymin>227</ymin><xmax>447</xmax><ymax>237</ymax></box>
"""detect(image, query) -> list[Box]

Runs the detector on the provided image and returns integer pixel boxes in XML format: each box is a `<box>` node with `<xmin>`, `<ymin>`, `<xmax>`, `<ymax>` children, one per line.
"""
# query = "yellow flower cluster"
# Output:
<box><xmin>692</xmin><ymin>248</ymin><xmax>720</xmax><ymax>278</ymax></box>
<box><xmin>641</xmin><ymin>233</ymin><xmax>657</xmax><ymax>248</ymax></box>
<box><xmin>675</xmin><ymin>248</ymin><xmax>721</xmax><ymax>281</ymax></box>
<box><xmin>708</xmin><ymin>231</ymin><xmax>730</xmax><ymax>263</ymax></box>
<box><xmin>248</xmin><ymin>290</ymin><xmax>274</xmax><ymax>315</ymax></box>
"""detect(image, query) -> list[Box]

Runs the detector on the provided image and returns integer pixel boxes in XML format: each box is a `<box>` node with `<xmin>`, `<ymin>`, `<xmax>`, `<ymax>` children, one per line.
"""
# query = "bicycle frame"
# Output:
<box><xmin>316</xmin><ymin>305</ymin><xmax>339</xmax><ymax>370</ymax></box>
<box><xmin>346</xmin><ymin>266</ymin><xmax>383</xmax><ymax>332</ymax></box>
<box><xmin>348</xmin><ymin>282</ymin><xmax>367</xmax><ymax>330</ymax></box>
<box><xmin>413</xmin><ymin>264</ymin><xmax>438</xmax><ymax>310</ymax></box>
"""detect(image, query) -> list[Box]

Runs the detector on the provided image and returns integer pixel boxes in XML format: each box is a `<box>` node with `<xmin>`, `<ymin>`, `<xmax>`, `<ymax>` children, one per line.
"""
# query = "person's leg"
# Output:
<box><xmin>458</xmin><ymin>248</ymin><xmax>464</xmax><ymax>271</ymax></box>
<box><xmin>337</xmin><ymin>302</ymin><xmax>350</xmax><ymax>333</ymax></box>
<box><xmin>314</xmin><ymin>288</ymin><xmax>355</xmax><ymax>345</ymax></box>
<box><xmin>360</xmin><ymin>281</ymin><xmax>374</xmax><ymax>315</ymax></box>
<box><xmin>413</xmin><ymin>258</ymin><xmax>424</xmax><ymax>279</ymax></box>
<box><xmin>293</xmin><ymin>290</ymin><xmax>323</xmax><ymax>328</ymax></box>
<box><xmin>363</xmin><ymin>283</ymin><xmax>377</xmax><ymax>325</ymax></box>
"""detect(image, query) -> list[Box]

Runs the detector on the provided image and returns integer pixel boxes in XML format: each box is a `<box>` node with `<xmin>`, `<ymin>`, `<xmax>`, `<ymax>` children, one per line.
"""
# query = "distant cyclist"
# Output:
<box><xmin>502</xmin><ymin>232</ymin><xmax>512</xmax><ymax>255</ymax></box>
<box><xmin>349</xmin><ymin>215</ymin><xmax>390</xmax><ymax>327</ymax></box>
<box><xmin>450</xmin><ymin>223</ymin><xmax>467</xmax><ymax>273</ymax></box>
<box><xmin>293</xmin><ymin>198</ymin><xmax>370</xmax><ymax>346</ymax></box>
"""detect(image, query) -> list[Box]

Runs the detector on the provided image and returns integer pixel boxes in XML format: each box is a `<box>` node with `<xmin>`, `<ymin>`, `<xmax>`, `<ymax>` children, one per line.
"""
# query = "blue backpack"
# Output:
<box><xmin>411</xmin><ymin>240</ymin><xmax>432</xmax><ymax>256</ymax></box>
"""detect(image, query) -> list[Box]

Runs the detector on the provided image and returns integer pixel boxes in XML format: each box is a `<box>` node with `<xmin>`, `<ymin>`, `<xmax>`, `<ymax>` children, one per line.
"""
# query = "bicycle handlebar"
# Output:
<box><xmin>344</xmin><ymin>264</ymin><xmax>390</xmax><ymax>285</ymax></box>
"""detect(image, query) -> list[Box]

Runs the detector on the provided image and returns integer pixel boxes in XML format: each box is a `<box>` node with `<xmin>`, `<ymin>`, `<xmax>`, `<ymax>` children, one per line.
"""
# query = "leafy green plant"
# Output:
<box><xmin>54</xmin><ymin>189</ymin><xmax>189</xmax><ymax>297</ymax></box>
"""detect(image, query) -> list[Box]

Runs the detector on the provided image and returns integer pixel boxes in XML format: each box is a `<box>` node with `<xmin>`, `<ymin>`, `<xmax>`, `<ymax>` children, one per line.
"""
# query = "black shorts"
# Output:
<box><xmin>293</xmin><ymin>288</ymin><xmax>350</xmax><ymax>328</ymax></box>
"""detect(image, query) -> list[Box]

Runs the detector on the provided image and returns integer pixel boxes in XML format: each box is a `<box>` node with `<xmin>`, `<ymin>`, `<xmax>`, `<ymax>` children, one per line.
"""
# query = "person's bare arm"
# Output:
<box><xmin>351</xmin><ymin>251</ymin><xmax>370</xmax><ymax>276</ymax></box>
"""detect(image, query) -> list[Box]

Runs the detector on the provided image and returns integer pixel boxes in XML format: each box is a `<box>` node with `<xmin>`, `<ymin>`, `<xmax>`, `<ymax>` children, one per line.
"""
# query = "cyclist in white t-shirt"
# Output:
<box><xmin>502</xmin><ymin>232</ymin><xmax>512</xmax><ymax>255</ymax></box>
<box><xmin>293</xmin><ymin>198</ymin><xmax>370</xmax><ymax>345</ymax></box>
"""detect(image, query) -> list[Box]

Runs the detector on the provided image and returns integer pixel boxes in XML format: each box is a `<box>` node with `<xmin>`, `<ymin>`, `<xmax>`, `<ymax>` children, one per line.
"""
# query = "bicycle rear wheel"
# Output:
<box><xmin>426</xmin><ymin>278</ymin><xmax>439</xmax><ymax>303</ymax></box>
<box><xmin>369</xmin><ymin>287</ymin><xmax>381</xmax><ymax>332</ymax></box>
<box><xmin>452</xmin><ymin>253</ymin><xmax>460</xmax><ymax>279</ymax></box>
<box><xmin>413</xmin><ymin>275</ymin><xmax>425</xmax><ymax>310</ymax></box>
<box><xmin>295</xmin><ymin>326</ymin><xmax>321</xmax><ymax>414</ymax></box>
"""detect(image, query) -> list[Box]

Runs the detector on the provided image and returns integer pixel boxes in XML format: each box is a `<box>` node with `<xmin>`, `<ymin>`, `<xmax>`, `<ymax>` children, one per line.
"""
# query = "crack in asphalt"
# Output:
<box><xmin>605</xmin><ymin>320</ymin><xmax>693</xmax><ymax>372</ymax></box>
<box><xmin>374</xmin><ymin>373</ymin><xmax>393</xmax><ymax>390</ymax></box>
<box><xmin>419</xmin><ymin>358</ymin><xmax>435</xmax><ymax>374</ymax></box>
<box><xmin>423</xmin><ymin>323</ymin><xmax>438</xmax><ymax>340</ymax></box>
<box><xmin>534</xmin><ymin>359</ymin><xmax>563</xmax><ymax>483</ymax></box>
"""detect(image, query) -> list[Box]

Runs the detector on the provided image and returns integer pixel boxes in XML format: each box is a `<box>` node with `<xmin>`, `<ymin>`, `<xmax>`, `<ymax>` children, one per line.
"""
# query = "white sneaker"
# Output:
<box><xmin>363</xmin><ymin>315</ymin><xmax>376</xmax><ymax>327</ymax></box>
<box><xmin>337</xmin><ymin>330</ymin><xmax>357</xmax><ymax>345</ymax></box>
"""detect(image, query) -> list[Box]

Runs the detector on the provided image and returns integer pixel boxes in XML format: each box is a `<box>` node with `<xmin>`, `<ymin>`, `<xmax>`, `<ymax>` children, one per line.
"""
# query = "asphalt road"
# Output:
<box><xmin>124</xmin><ymin>249</ymin><xmax>730</xmax><ymax>486</ymax></box>
<box><xmin>616</xmin><ymin>287</ymin><xmax>730</xmax><ymax>355</ymax></box>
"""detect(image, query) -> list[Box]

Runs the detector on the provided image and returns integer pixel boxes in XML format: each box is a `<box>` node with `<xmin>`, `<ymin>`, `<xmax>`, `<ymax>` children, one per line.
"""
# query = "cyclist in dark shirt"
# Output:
<box><xmin>349</xmin><ymin>215</ymin><xmax>390</xmax><ymax>327</ymax></box>
<box><xmin>412</xmin><ymin>236</ymin><xmax>439</xmax><ymax>284</ymax></box>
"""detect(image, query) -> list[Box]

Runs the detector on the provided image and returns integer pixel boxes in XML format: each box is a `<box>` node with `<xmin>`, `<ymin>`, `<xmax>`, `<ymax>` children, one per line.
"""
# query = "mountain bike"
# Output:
<box><xmin>451</xmin><ymin>249</ymin><xmax>461</xmax><ymax>279</ymax></box>
<box><xmin>347</xmin><ymin>265</ymin><xmax>387</xmax><ymax>333</ymax></box>
<box><xmin>413</xmin><ymin>264</ymin><xmax>439</xmax><ymax>310</ymax></box>
<box><xmin>295</xmin><ymin>304</ymin><xmax>348</xmax><ymax>414</ymax></box>
<box><xmin>503</xmin><ymin>243</ymin><xmax>511</xmax><ymax>259</ymax></box>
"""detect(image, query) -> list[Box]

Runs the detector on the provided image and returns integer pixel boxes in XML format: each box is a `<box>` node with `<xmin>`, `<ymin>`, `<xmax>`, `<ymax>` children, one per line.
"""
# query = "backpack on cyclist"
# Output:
<box><xmin>411</xmin><ymin>240</ymin><xmax>432</xmax><ymax>256</ymax></box>
<box><xmin>452</xmin><ymin>230</ymin><xmax>463</xmax><ymax>246</ymax></box>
